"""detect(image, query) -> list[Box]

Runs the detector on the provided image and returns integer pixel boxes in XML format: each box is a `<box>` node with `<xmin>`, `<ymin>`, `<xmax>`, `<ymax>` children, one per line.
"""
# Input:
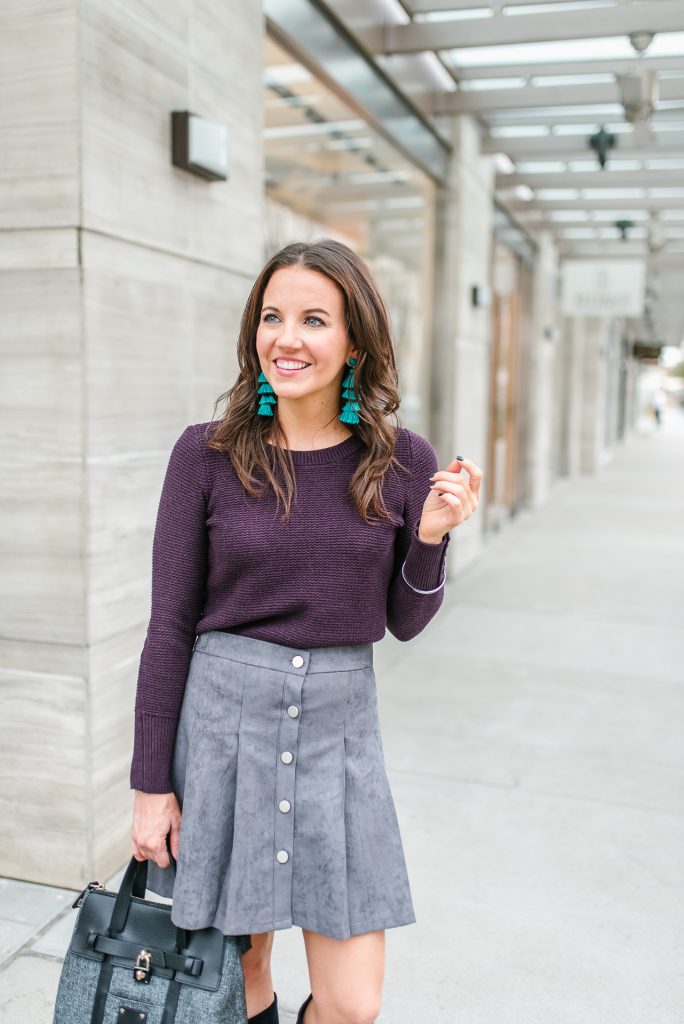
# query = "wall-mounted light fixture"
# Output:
<box><xmin>471</xmin><ymin>285</ymin><xmax>492</xmax><ymax>309</ymax></box>
<box><xmin>171</xmin><ymin>111</ymin><xmax>229</xmax><ymax>181</ymax></box>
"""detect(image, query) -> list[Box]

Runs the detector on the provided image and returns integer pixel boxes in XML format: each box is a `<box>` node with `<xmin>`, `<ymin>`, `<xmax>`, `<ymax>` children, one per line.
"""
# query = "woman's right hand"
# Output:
<box><xmin>131</xmin><ymin>790</ymin><xmax>182</xmax><ymax>868</ymax></box>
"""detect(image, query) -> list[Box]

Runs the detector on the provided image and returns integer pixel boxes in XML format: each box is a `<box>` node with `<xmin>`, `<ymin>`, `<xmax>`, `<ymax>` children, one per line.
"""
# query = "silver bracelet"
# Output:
<box><xmin>401</xmin><ymin>560</ymin><xmax>447</xmax><ymax>594</ymax></box>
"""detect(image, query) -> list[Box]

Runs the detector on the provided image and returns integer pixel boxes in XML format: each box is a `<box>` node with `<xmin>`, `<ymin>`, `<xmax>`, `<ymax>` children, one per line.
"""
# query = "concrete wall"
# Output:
<box><xmin>0</xmin><ymin>0</ymin><xmax>265</xmax><ymax>888</ymax></box>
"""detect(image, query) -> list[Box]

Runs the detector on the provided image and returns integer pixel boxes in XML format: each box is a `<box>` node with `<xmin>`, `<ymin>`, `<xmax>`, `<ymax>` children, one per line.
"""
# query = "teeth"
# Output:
<box><xmin>276</xmin><ymin>360</ymin><xmax>309</xmax><ymax>369</ymax></box>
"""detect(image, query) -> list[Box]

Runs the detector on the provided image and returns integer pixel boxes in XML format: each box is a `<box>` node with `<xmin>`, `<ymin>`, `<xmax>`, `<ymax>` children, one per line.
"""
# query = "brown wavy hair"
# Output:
<box><xmin>205</xmin><ymin>238</ymin><xmax>409</xmax><ymax>525</ymax></box>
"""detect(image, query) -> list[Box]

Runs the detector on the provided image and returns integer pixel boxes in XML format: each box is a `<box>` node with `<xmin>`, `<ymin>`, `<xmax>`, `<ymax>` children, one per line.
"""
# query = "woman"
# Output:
<box><xmin>129</xmin><ymin>238</ymin><xmax>482</xmax><ymax>1024</ymax></box>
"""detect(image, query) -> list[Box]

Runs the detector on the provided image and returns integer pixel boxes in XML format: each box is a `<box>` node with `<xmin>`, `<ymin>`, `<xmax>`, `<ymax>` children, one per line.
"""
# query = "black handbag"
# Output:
<box><xmin>52</xmin><ymin>837</ymin><xmax>252</xmax><ymax>1024</ymax></box>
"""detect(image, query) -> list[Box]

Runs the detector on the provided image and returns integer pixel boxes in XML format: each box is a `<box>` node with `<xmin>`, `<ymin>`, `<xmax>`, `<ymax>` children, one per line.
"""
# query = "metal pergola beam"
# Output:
<box><xmin>454</xmin><ymin>55</ymin><xmax>684</xmax><ymax>81</ymax></box>
<box><xmin>382</xmin><ymin>2</ymin><xmax>684</xmax><ymax>54</ymax></box>
<box><xmin>497</xmin><ymin>168</ymin><xmax>684</xmax><ymax>188</ymax></box>
<box><xmin>556</xmin><ymin>242</ymin><xmax>684</xmax><ymax>257</ymax></box>
<box><xmin>408</xmin><ymin>0</ymin><xmax>616</xmax><ymax>10</ymax></box>
<box><xmin>270</xmin><ymin>179</ymin><xmax>426</xmax><ymax>203</ymax></box>
<box><xmin>482</xmin><ymin>130</ymin><xmax>684</xmax><ymax>157</ymax></box>
<box><xmin>524</xmin><ymin>222</ymin><xmax>684</xmax><ymax>235</ymax></box>
<box><xmin>515</xmin><ymin>212</ymin><xmax>684</xmax><ymax>228</ymax></box>
<box><xmin>550</xmin><ymin>234</ymin><xmax>684</xmax><ymax>246</ymax></box>
<box><xmin>263</xmin><ymin>118</ymin><xmax>369</xmax><ymax>136</ymax></box>
<box><xmin>505</xmin><ymin>197</ymin><xmax>684</xmax><ymax>211</ymax></box>
<box><xmin>484</xmin><ymin>109</ymin><xmax>684</xmax><ymax>126</ymax></box>
<box><xmin>437</xmin><ymin>77</ymin><xmax>684</xmax><ymax>114</ymax></box>
<box><xmin>264</xmin><ymin>0</ymin><xmax>451</xmax><ymax>182</ymax></box>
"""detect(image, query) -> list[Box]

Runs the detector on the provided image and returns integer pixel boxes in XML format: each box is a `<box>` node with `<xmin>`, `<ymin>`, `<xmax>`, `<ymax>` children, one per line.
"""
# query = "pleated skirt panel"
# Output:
<box><xmin>145</xmin><ymin>629</ymin><xmax>416</xmax><ymax>941</ymax></box>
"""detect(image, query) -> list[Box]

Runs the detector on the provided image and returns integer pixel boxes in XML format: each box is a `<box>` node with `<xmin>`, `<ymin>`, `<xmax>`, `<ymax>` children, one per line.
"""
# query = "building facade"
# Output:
<box><xmin>1</xmin><ymin>0</ymin><xmax>677</xmax><ymax>887</ymax></box>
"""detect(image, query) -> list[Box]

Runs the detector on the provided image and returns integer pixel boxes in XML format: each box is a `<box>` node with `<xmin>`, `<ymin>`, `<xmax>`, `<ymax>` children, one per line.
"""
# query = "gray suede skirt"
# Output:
<box><xmin>145</xmin><ymin>629</ymin><xmax>416</xmax><ymax>941</ymax></box>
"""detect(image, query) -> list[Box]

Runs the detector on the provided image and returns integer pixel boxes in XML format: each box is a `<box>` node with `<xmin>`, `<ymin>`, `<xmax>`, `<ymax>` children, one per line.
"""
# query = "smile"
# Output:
<box><xmin>273</xmin><ymin>359</ymin><xmax>311</xmax><ymax>374</ymax></box>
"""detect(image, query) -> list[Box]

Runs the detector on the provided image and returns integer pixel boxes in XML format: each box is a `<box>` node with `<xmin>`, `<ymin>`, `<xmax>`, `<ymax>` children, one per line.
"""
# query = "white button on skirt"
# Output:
<box><xmin>145</xmin><ymin>629</ymin><xmax>416</xmax><ymax>941</ymax></box>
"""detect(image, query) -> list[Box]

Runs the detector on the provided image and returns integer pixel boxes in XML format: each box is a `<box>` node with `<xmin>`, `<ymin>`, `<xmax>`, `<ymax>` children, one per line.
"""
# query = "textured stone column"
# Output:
<box><xmin>0</xmin><ymin>0</ymin><xmax>265</xmax><ymax>887</ymax></box>
<box><xmin>558</xmin><ymin>314</ymin><xmax>619</xmax><ymax>478</ymax></box>
<box><xmin>578</xmin><ymin>317</ymin><xmax>610</xmax><ymax>474</ymax></box>
<box><xmin>430</xmin><ymin>116</ymin><xmax>494</xmax><ymax>570</ymax></box>
<box><xmin>525</xmin><ymin>231</ymin><xmax>560</xmax><ymax>507</ymax></box>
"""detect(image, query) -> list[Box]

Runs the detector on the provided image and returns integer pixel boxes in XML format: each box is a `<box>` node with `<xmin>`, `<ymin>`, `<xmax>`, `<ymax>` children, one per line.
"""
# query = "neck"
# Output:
<box><xmin>270</xmin><ymin>398</ymin><xmax>353</xmax><ymax>450</ymax></box>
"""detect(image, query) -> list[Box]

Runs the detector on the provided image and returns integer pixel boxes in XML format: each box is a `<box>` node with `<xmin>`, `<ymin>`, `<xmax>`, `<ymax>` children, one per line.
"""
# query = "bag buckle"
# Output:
<box><xmin>72</xmin><ymin>881</ymin><xmax>107</xmax><ymax>909</ymax></box>
<box><xmin>133</xmin><ymin>949</ymin><xmax>152</xmax><ymax>984</ymax></box>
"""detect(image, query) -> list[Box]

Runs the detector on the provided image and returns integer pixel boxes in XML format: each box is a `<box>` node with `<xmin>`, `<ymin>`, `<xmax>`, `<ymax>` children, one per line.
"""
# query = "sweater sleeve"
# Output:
<box><xmin>130</xmin><ymin>425</ymin><xmax>209</xmax><ymax>793</ymax></box>
<box><xmin>386</xmin><ymin>430</ymin><xmax>450</xmax><ymax>642</ymax></box>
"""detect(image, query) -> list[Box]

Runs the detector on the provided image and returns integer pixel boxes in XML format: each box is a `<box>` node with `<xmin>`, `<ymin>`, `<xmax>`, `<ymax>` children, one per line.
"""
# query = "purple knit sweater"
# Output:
<box><xmin>131</xmin><ymin>421</ymin><xmax>450</xmax><ymax>792</ymax></box>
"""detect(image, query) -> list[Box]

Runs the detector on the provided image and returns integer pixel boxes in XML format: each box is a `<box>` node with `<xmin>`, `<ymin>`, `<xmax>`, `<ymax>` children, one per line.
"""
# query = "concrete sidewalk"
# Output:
<box><xmin>1</xmin><ymin>409</ymin><xmax>682</xmax><ymax>1023</ymax></box>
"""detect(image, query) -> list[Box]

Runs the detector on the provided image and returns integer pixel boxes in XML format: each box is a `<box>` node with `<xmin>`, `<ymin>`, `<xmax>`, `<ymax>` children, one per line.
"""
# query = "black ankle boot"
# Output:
<box><xmin>247</xmin><ymin>991</ymin><xmax>279</xmax><ymax>1024</ymax></box>
<box><xmin>296</xmin><ymin>992</ymin><xmax>313</xmax><ymax>1024</ymax></box>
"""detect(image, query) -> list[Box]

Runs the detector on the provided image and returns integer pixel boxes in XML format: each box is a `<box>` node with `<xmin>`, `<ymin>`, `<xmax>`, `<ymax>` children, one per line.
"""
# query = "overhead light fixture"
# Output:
<box><xmin>615</xmin><ymin>219</ymin><xmax>635</xmax><ymax>240</ymax></box>
<box><xmin>588</xmin><ymin>127</ymin><xmax>616</xmax><ymax>170</ymax></box>
<box><xmin>616</xmin><ymin>68</ymin><xmax>658</xmax><ymax>124</ymax></box>
<box><xmin>617</xmin><ymin>29</ymin><xmax>659</xmax><ymax>127</ymax></box>
<box><xmin>628</xmin><ymin>31</ymin><xmax>654</xmax><ymax>54</ymax></box>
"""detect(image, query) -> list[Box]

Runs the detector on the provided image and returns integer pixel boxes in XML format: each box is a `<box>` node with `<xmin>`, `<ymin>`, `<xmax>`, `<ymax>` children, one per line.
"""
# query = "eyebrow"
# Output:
<box><xmin>261</xmin><ymin>305</ymin><xmax>331</xmax><ymax>317</ymax></box>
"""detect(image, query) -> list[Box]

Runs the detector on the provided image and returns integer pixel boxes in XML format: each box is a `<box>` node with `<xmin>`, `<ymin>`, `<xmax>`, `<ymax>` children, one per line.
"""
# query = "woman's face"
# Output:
<box><xmin>255</xmin><ymin>265</ymin><xmax>358</xmax><ymax>404</ymax></box>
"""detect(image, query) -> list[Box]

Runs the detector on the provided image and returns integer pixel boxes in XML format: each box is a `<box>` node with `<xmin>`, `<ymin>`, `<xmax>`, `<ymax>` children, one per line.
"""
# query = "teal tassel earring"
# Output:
<box><xmin>339</xmin><ymin>357</ymin><xmax>361</xmax><ymax>425</ymax></box>
<box><xmin>256</xmin><ymin>370</ymin><xmax>277</xmax><ymax>417</ymax></box>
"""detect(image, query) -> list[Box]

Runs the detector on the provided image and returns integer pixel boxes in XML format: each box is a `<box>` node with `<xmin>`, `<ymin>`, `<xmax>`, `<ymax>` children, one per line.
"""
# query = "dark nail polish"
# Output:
<box><xmin>456</xmin><ymin>455</ymin><xmax>464</xmax><ymax>461</ymax></box>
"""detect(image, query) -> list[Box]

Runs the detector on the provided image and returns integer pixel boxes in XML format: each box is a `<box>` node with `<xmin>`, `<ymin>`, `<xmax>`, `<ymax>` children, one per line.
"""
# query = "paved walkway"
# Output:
<box><xmin>1</xmin><ymin>408</ymin><xmax>682</xmax><ymax>1023</ymax></box>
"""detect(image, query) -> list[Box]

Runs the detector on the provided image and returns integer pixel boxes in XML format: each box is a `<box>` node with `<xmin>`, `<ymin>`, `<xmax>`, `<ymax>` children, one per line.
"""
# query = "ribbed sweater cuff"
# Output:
<box><xmin>402</xmin><ymin>524</ymin><xmax>449</xmax><ymax>591</ymax></box>
<box><xmin>130</xmin><ymin>709</ymin><xmax>179</xmax><ymax>793</ymax></box>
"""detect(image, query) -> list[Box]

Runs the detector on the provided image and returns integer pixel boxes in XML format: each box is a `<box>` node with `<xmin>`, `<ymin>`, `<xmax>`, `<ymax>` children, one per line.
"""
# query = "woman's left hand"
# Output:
<box><xmin>417</xmin><ymin>457</ymin><xmax>483</xmax><ymax>543</ymax></box>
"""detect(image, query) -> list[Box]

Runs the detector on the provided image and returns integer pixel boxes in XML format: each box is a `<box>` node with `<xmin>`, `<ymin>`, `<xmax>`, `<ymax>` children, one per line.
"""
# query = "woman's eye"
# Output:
<box><xmin>261</xmin><ymin>313</ymin><xmax>324</xmax><ymax>327</ymax></box>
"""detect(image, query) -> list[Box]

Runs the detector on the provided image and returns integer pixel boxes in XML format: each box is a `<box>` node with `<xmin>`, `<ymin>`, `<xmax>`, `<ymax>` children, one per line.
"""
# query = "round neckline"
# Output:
<box><xmin>266</xmin><ymin>433</ymin><xmax>364</xmax><ymax>466</ymax></box>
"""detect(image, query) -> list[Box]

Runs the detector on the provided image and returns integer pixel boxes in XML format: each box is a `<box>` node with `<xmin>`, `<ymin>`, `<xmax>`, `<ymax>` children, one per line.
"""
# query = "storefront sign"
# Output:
<box><xmin>560</xmin><ymin>260</ymin><xmax>646</xmax><ymax>317</ymax></box>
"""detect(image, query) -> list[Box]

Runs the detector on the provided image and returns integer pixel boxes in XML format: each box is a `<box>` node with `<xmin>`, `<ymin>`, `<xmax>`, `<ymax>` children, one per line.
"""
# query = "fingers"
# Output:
<box><xmin>438</xmin><ymin>491</ymin><xmax>467</xmax><ymax>521</ymax></box>
<box><xmin>429</xmin><ymin>479</ymin><xmax>476</xmax><ymax>515</ymax></box>
<box><xmin>169</xmin><ymin>819</ymin><xmax>182</xmax><ymax>860</ymax></box>
<box><xmin>430</xmin><ymin>459</ymin><xmax>483</xmax><ymax>504</ymax></box>
<box><xmin>144</xmin><ymin>844</ymin><xmax>170</xmax><ymax>869</ymax></box>
<box><xmin>131</xmin><ymin>827</ymin><xmax>174</xmax><ymax>868</ymax></box>
<box><xmin>131</xmin><ymin>792</ymin><xmax>182</xmax><ymax>869</ymax></box>
<box><xmin>457</xmin><ymin>458</ymin><xmax>483</xmax><ymax>498</ymax></box>
<box><xmin>156</xmin><ymin>847</ymin><xmax>172</xmax><ymax>870</ymax></box>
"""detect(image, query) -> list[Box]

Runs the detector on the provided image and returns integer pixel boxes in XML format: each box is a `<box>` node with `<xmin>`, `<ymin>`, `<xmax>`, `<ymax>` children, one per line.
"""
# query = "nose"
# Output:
<box><xmin>274</xmin><ymin>319</ymin><xmax>305</xmax><ymax>351</ymax></box>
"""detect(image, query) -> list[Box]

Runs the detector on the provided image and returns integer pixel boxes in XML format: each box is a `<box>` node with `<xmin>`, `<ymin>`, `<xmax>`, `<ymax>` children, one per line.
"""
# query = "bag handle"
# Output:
<box><xmin>128</xmin><ymin>832</ymin><xmax>179</xmax><ymax>896</ymax></box>
<box><xmin>107</xmin><ymin>833</ymin><xmax>188</xmax><ymax>952</ymax></box>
